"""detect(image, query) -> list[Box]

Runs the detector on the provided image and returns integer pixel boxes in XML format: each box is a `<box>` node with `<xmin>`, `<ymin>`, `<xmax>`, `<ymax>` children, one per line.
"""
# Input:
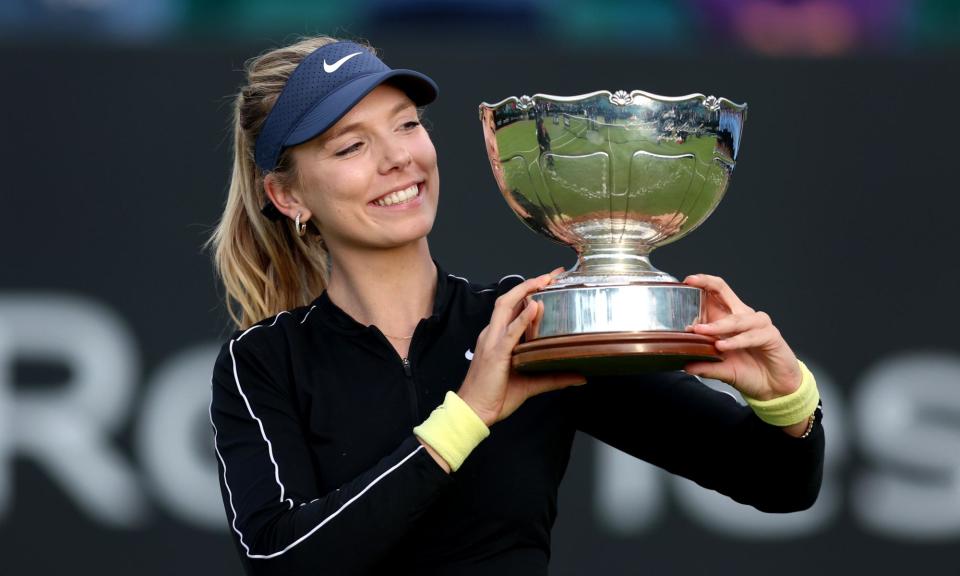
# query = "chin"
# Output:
<box><xmin>365</xmin><ymin>218</ymin><xmax>434</xmax><ymax>250</ymax></box>
<box><xmin>395</xmin><ymin>220</ymin><xmax>435</xmax><ymax>247</ymax></box>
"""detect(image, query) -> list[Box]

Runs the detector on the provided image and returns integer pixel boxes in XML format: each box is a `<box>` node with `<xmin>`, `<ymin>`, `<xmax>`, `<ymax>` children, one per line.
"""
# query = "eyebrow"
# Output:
<box><xmin>323</xmin><ymin>100</ymin><xmax>416</xmax><ymax>144</ymax></box>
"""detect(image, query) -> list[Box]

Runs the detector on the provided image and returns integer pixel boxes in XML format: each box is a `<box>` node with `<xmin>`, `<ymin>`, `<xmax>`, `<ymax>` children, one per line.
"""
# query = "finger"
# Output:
<box><xmin>692</xmin><ymin>311</ymin><xmax>771</xmax><ymax>337</ymax></box>
<box><xmin>509</xmin><ymin>296</ymin><xmax>527</xmax><ymax>320</ymax></box>
<box><xmin>715</xmin><ymin>326</ymin><xmax>780</xmax><ymax>352</ymax></box>
<box><xmin>506</xmin><ymin>298</ymin><xmax>539</xmax><ymax>344</ymax></box>
<box><xmin>546</xmin><ymin>266</ymin><xmax>565</xmax><ymax>285</ymax></box>
<box><xmin>683</xmin><ymin>274</ymin><xmax>753</xmax><ymax>314</ymax></box>
<box><xmin>490</xmin><ymin>274</ymin><xmax>553</xmax><ymax>331</ymax></box>
<box><xmin>528</xmin><ymin>300</ymin><xmax>544</xmax><ymax>340</ymax></box>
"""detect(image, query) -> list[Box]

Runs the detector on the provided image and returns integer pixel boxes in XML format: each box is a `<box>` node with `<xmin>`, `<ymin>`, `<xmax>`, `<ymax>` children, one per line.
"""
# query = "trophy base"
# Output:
<box><xmin>513</xmin><ymin>332</ymin><xmax>719</xmax><ymax>376</ymax></box>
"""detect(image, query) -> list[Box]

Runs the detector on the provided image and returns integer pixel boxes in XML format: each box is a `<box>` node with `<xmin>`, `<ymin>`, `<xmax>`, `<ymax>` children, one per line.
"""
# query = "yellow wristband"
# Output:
<box><xmin>413</xmin><ymin>391</ymin><xmax>490</xmax><ymax>472</ymax></box>
<box><xmin>743</xmin><ymin>360</ymin><xmax>820</xmax><ymax>427</ymax></box>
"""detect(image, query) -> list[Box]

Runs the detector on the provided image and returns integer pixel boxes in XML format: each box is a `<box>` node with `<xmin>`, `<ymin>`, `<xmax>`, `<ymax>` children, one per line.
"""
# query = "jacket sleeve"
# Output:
<box><xmin>209</xmin><ymin>333</ymin><xmax>453</xmax><ymax>576</ymax></box>
<box><xmin>571</xmin><ymin>370</ymin><xmax>824</xmax><ymax>513</ymax></box>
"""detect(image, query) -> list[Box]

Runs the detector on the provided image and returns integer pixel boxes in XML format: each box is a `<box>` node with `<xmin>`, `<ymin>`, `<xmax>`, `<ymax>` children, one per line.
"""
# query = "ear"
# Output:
<box><xmin>264</xmin><ymin>173</ymin><xmax>311</xmax><ymax>222</ymax></box>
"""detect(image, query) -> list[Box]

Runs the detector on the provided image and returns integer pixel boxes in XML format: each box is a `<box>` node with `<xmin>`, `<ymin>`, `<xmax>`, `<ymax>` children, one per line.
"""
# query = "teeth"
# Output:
<box><xmin>374</xmin><ymin>184</ymin><xmax>419</xmax><ymax>206</ymax></box>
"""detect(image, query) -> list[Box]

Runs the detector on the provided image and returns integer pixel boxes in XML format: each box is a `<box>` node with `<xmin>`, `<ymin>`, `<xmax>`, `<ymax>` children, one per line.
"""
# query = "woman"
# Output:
<box><xmin>208</xmin><ymin>36</ymin><xmax>824</xmax><ymax>576</ymax></box>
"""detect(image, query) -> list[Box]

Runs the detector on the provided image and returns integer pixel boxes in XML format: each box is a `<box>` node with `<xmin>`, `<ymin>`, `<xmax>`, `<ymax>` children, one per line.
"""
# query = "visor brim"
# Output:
<box><xmin>284</xmin><ymin>69</ymin><xmax>438</xmax><ymax>149</ymax></box>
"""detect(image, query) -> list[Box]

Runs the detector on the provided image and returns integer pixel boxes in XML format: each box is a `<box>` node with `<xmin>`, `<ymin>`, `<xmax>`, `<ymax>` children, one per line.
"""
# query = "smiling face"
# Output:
<box><xmin>285</xmin><ymin>83</ymin><xmax>440</xmax><ymax>255</ymax></box>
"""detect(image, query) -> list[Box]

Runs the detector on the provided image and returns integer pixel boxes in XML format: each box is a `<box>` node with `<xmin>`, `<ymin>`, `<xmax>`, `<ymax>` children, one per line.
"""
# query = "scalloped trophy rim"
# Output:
<box><xmin>478</xmin><ymin>88</ymin><xmax>748</xmax><ymax>287</ymax></box>
<box><xmin>479</xmin><ymin>89</ymin><xmax>748</xmax><ymax>118</ymax></box>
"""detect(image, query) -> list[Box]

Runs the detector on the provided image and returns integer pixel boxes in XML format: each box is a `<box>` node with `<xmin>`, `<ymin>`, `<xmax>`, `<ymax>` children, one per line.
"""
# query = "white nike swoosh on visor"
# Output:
<box><xmin>465</xmin><ymin>349</ymin><xmax>474</xmax><ymax>361</ymax></box>
<box><xmin>323</xmin><ymin>52</ymin><xmax>362</xmax><ymax>73</ymax></box>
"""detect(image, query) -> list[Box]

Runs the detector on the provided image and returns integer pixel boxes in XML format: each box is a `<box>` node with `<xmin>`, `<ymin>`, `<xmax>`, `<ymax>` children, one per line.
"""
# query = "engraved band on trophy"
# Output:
<box><xmin>479</xmin><ymin>90</ymin><xmax>747</xmax><ymax>375</ymax></box>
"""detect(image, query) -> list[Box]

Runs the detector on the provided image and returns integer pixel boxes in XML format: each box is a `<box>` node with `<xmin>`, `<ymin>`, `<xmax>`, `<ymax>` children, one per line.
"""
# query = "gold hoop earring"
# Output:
<box><xmin>295</xmin><ymin>212</ymin><xmax>308</xmax><ymax>237</ymax></box>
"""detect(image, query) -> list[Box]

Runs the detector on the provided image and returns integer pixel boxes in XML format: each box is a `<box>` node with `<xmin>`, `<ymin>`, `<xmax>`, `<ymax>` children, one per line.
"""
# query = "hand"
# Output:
<box><xmin>682</xmin><ymin>274</ymin><xmax>802</xmax><ymax>402</ymax></box>
<box><xmin>457</xmin><ymin>268</ymin><xmax>587</xmax><ymax>426</ymax></box>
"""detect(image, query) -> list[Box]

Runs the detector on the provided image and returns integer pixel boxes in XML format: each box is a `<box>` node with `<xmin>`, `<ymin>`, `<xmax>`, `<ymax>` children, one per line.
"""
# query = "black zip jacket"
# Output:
<box><xmin>210</xmin><ymin>263</ymin><xmax>825</xmax><ymax>576</ymax></box>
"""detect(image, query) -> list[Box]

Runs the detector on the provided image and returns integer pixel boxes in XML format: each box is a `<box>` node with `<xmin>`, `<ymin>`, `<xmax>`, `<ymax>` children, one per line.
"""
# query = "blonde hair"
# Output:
<box><xmin>206</xmin><ymin>36</ymin><xmax>376</xmax><ymax>330</ymax></box>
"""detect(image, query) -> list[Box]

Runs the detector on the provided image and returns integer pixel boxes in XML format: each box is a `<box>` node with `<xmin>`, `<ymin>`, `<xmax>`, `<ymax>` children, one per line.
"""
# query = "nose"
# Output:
<box><xmin>378</xmin><ymin>135</ymin><xmax>413</xmax><ymax>173</ymax></box>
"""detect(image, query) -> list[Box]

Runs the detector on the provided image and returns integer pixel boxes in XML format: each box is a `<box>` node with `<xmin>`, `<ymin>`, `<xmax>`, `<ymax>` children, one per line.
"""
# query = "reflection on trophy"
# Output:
<box><xmin>479</xmin><ymin>90</ymin><xmax>747</xmax><ymax>374</ymax></box>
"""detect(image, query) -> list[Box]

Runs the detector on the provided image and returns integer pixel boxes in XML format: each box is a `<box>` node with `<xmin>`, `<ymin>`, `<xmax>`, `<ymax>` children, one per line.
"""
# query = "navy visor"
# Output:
<box><xmin>254</xmin><ymin>40</ymin><xmax>438</xmax><ymax>180</ymax></box>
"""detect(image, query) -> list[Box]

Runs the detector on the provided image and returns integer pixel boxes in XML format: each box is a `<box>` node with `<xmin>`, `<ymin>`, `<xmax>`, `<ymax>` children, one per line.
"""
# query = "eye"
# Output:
<box><xmin>402</xmin><ymin>120</ymin><xmax>421</xmax><ymax>130</ymax></box>
<box><xmin>335</xmin><ymin>142</ymin><xmax>362</xmax><ymax>157</ymax></box>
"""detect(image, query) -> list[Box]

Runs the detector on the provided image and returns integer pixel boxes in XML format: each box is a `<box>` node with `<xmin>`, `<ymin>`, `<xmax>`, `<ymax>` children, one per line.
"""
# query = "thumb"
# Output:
<box><xmin>684</xmin><ymin>361</ymin><xmax>733</xmax><ymax>384</ymax></box>
<box><xmin>524</xmin><ymin>372</ymin><xmax>587</xmax><ymax>398</ymax></box>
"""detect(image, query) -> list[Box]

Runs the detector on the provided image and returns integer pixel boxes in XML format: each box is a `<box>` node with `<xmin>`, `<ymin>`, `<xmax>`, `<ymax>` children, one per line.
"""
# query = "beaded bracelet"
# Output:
<box><xmin>800</xmin><ymin>409</ymin><xmax>817</xmax><ymax>439</ymax></box>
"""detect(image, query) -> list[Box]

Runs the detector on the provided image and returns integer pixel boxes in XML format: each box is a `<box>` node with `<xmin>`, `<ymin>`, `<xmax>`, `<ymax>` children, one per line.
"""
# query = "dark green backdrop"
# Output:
<box><xmin>1</xmin><ymin>38</ymin><xmax>958</xmax><ymax>575</ymax></box>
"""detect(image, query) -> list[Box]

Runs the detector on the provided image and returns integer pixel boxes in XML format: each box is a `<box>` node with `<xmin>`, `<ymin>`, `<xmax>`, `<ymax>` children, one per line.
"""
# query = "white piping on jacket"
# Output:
<box><xmin>211</xmin><ymin>307</ymin><xmax>424</xmax><ymax>558</ymax></box>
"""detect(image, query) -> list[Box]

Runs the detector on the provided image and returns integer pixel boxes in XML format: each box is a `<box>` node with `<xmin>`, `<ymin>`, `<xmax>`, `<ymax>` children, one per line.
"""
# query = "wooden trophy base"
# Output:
<box><xmin>512</xmin><ymin>332</ymin><xmax>720</xmax><ymax>376</ymax></box>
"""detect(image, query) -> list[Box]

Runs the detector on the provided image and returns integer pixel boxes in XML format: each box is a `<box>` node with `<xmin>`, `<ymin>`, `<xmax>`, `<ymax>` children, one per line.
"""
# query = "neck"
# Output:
<box><xmin>326</xmin><ymin>239</ymin><xmax>437</xmax><ymax>338</ymax></box>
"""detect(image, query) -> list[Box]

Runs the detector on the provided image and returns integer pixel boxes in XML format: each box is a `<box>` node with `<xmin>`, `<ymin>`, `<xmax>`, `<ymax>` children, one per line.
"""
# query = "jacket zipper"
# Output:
<box><xmin>402</xmin><ymin>356</ymin><xmax>418</xmax><ymax>424</ymax></box>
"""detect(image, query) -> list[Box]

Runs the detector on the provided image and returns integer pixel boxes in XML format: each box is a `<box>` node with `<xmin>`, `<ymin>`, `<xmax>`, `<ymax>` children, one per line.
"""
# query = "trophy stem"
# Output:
<box><xmin>555</xmin><ymin>244</ymin><xmax>677</xmax><ymax>286</ymax></box>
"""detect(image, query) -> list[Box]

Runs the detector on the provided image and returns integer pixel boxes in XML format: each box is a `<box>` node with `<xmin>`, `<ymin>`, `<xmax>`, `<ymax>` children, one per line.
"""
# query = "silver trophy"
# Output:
<box><xmin>479</xmin><ymin>90</ymin><xmax>747</xmax><ymax>374</ymax></box>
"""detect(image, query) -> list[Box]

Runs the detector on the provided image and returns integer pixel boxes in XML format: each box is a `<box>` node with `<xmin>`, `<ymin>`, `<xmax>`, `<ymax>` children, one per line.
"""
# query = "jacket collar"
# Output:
<box><xmin>312</xmin><ymin>259</ymin><xmax>453</xmax><ymax>336</ymax></box>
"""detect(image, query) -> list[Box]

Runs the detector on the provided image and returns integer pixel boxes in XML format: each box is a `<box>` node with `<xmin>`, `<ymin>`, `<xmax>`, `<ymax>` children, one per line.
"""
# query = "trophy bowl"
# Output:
<box><xmin>479</xmin><ymin>90</ymin><xmax>747</xmax><ymax>375</ymax></box>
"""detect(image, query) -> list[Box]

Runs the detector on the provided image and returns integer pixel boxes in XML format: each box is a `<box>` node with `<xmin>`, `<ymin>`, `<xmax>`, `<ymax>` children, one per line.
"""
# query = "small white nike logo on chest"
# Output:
<box><xmin>323</xmin><ymin>52</ymin><xmax>362</xmax><ymax>73</ymax></box>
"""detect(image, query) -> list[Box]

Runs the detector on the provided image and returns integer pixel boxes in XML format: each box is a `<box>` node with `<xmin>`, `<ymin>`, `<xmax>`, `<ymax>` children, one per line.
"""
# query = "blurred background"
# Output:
<box><xmin>1</xmin><ymin>0</ymin><xmax>959</xmax><ymax>574</ymax></box>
